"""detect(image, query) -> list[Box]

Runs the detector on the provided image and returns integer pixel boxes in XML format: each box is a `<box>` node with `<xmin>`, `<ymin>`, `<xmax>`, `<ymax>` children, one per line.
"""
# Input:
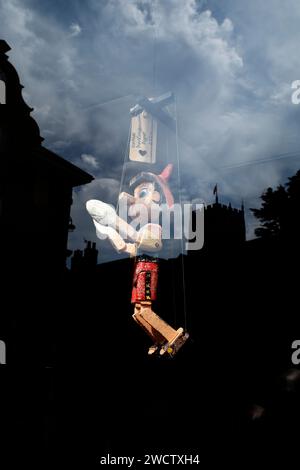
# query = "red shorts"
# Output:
<box><xmin>131</xmin><ymin>258</ymin><xmax>158</xmax><ymax>303</ymax></box>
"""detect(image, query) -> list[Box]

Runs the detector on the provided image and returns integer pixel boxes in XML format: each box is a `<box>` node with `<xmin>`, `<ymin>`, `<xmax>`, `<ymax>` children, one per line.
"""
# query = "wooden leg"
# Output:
<box><xmin>133</xmin><ymin>302</ymin><xmax>189</xmax><ymax>356</ymax></box>
<box><xmin>132</xmin><ymin>304</ymin><xmax>166</xmax><ymax>344</ymax></box>
<box><xmin>137</xmin><ymin>306</ymin><xmax>178</xmax><ymax>342</ymax></box>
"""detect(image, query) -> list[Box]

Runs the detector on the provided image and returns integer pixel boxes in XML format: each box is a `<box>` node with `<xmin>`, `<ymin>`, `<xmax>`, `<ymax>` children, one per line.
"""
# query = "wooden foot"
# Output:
<box><xmin>148</xmin><ymin>345</ymin><xmax>159</xmax><ymax>355</ymax></box>
<box><xmin>159</xmin><ymin>328</ymin><xmax>189</xmax><ymax>357</ymax></box>
<box><xmin>133</xmin><ymin>303</ymin><xmax>189</xmax><ymax>357</ymax></box>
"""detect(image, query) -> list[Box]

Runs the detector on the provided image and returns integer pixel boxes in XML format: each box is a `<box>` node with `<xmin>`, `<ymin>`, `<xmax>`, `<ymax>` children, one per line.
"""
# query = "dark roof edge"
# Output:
<box><xmin>36</xmin><ymin>146</ymin><xmax>94</xmax><ymax>186</ymax></box>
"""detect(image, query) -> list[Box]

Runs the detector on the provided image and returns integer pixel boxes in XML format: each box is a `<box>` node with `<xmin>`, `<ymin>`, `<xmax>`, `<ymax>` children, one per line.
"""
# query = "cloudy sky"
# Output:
<box><xmin>1</xmin><ymin>0</ymin><xmax>300</xmax><ymax>260</ymax></box>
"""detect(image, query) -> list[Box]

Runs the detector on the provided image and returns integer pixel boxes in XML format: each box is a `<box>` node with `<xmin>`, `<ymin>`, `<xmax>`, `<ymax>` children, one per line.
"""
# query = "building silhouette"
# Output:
<box><xmin>0</xmin><ymin>37</ymin><xmax>96</xmax><ymax>372</ymax></box>
<box><xmin>204</xmin><ymin>200</ymin><xmax>246</xmax><ymax>248</ymax></box>
<box><xmin>0</xmin><ymin>39</ymin><xmax>93</xmax><ymax>276</ymax></box>
<box><xmin>188</xmin><ymin>199</ymin><xmax>246</xmax><ymax>255</ymax></box>
<box><xmin>71</xmin><ymin>240</ymin><xmax>98</xmax><ymax>272</ymax></box>
<box><xmin>0</xmin><ymin>38</ymin><xmax>95</xmax><ymax>461</ymax></box>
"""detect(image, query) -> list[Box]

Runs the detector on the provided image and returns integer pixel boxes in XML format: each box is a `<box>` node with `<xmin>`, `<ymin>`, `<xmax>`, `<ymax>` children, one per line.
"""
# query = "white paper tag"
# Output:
<box><xmin>129</xmin><ymin>110</ymin><xmax>157</xmax><ymax>163</ymax></box>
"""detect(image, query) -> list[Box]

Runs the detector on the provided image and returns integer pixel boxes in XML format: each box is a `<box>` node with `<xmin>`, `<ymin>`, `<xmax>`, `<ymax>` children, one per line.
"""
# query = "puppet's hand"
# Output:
<box><xmin>86</xmin><ymin>200</ymin><xmax>117</xmax><ymax>226</ymax></box>
<box><xmin>92</xmin><ymin>219</ymin><xmax>137</xmax><ymax>256</ymax></box>
<box><xmin>86</xmin><ymin>199</ymin><xmax>138</xmax><ymax>256</ymax></box>
<box><xmin>86</xmin><ymin>199</ymin><xmax>138</xmax><ymax>242</ymax></box>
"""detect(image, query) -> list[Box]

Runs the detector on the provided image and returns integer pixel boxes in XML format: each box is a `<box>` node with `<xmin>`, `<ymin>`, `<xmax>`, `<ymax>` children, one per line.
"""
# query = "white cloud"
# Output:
<box><xmin>80</xmin><ymin>177</ymin><xmax>120</xmax><ymax>205</ymax></box>
<box><xmin>81</xmin><ymin>153</ymin><xmax>99</xmax><ymax>169</ymax></box>
<box><xmin>69</xmin><ymin>23</ymin><xmax>81</xmax><ymax>37</ymax></box>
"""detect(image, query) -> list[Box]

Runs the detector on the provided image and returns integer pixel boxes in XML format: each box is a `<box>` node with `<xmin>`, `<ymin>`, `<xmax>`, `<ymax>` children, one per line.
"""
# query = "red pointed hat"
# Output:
<box><xmin>129</xmin><ymin>163</ymin><xmax>174</xmax><ymax>208</ymax></box>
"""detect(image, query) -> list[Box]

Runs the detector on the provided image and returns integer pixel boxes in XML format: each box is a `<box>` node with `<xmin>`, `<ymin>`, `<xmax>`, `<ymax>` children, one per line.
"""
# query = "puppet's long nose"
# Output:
<box><xmin>118</xmin><ymin>191</ymin><xmax>136</xmax><ymax>205</ymax></box>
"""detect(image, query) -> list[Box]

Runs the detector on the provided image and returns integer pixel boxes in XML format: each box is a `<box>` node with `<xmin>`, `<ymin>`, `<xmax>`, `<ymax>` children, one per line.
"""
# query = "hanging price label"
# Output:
<box><xmin>129</xmin><ymin>110</ymin><xmax>157</xmax><ymax>163</ymax></box>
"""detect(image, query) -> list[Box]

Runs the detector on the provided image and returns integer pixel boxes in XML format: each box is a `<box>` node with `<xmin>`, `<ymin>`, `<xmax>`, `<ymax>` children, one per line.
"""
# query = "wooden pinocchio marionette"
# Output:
<box><xmin>86</xmin><ymin>93</ymin><xmax>189</xmax><ymax>357</ymax></box>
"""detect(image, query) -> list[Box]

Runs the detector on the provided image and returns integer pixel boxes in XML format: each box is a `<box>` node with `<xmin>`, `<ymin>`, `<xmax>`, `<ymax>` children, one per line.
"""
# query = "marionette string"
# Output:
<box><xmin>116</xmin><ymin>121</ymin><xmax>132</xmax><ymax>214</ymax></box>
<box><xmin>165</xmin><ymin>128</ymin><xmax>178</xmax><ymax>329</ymax></box>
<box><xmin>83</xmin><ymin>94</ymin><xmax>134</xmax><ymax>111</ymax></box>
<box><xmin>174</xmin><ymin>95</ymin><xmax>188</xmax><ymax>333</ymax></box>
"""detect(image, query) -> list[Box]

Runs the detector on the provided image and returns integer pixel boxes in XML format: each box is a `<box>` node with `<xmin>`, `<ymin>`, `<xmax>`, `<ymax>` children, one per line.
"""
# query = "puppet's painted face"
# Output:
<box><xmin>129</xmin><ymin>181</ymin><xmax>161</xmax><ymax>220</ymax></box>
<box><xmin>133</xmin><ymin>182</ymin><xmax>161</xmax><ymax>206</ymax></box>
<box><xmin>118</xmin><ymin>181</ymin><xmax>161</xmax><ymax>222</ymax></box>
